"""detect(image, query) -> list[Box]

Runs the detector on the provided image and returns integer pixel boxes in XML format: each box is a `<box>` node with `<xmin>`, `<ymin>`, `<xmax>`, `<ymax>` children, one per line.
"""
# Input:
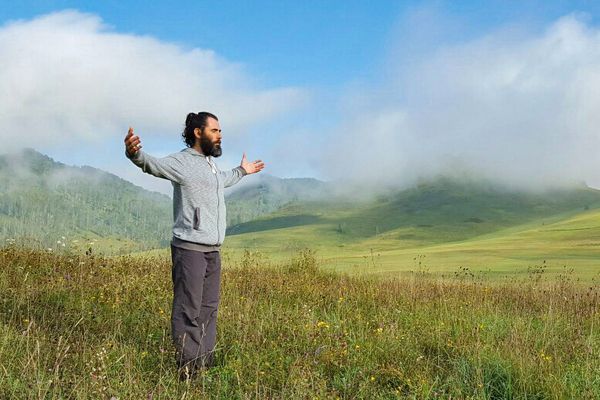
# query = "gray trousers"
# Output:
<box><xmin>170</xmin><ymin>244</ymin><xmax>221</xmax><ymax>369</ymax></box>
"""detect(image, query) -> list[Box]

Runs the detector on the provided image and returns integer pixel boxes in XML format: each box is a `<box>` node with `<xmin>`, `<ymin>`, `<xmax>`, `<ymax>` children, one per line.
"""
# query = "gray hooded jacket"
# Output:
<box><xmin>126</xmin><ymin>147</ymin><xmax>247</xmax><ymax>246</ymax></box>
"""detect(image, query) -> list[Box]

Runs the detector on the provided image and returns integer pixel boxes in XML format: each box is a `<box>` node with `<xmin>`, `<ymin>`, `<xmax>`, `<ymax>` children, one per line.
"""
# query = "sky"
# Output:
<box><xmin>2</xmin><ymin>1</ymin><xmax>600</xmax><ymax>195</ymax></box>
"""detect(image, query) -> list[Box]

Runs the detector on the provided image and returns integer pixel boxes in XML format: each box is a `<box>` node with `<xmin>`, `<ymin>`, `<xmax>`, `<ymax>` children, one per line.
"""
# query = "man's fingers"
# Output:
<box><xmin>125</xmin><ymin>135</ymin><xmax>140</xmax><ymax>146</ymax></box>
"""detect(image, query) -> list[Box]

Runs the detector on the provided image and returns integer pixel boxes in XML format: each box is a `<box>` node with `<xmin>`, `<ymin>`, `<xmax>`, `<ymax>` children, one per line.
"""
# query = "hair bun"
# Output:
<box><xmin>185</xmin><ymin>112</ymin><xmax>196</xmax><ymax>127</ymax></box>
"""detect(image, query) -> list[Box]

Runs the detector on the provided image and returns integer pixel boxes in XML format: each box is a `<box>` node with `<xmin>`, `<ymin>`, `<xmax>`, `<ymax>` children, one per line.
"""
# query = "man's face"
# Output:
<box><xmin>196</xmin><ymin>117</ymin><xmax>222</xmax><ymax>157</ymax></box>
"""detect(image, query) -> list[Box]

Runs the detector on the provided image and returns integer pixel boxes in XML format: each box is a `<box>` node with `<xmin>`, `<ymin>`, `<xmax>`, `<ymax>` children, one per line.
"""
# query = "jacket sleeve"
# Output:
<box><xmin>126</xmin><ymin>150</ymin><xmax>186</xmax><ymax>184</ymax></box>
<box><xmin>219</xmin><ymin>166</ymin><xmax>247</xmax><ymax>188</ymax></box>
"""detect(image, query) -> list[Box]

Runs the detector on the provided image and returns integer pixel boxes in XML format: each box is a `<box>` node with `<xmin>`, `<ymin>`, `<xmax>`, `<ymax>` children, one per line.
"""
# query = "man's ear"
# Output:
<box><xmin>194</xmin><ymin>127</ymin><xmax>201</xmax><ymax>140</ymax></box>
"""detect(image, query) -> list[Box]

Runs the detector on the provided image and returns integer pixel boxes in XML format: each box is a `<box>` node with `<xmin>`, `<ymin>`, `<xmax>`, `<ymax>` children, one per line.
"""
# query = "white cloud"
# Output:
<box><xmin>0</xmin><ymin>10</ymin><xmax>307</xmax><ymax>151</ymax></box>
<box><xmin>319</xmin><ymin>14</ymin><xmax>600</xmax><ymax>191</ymax></box>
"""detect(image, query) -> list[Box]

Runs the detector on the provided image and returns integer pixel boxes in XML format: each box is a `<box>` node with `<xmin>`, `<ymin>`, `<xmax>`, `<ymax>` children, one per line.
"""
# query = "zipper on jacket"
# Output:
<box><xmin>215</xmin><ymin>171</ymin><xmax>220</xmax><ymax>245</ymax></box>
<box><xmin>208</xmin><ymin>156</ymin><xmax>220</xmax><ymax>245</ymax></box>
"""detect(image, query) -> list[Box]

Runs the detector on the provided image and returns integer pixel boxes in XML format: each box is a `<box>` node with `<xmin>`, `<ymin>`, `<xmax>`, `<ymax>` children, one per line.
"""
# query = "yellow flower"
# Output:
<box><xmin>316</xmin><ymin>321</ymin><xmax>330</xmax><ymax>329</ymax></box>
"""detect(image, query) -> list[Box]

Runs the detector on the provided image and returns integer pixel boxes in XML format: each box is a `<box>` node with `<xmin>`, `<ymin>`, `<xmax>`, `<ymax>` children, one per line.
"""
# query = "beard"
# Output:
<box><xmin>200</xmin><ymin>134</ymin><xmax>222</xmax><ymax>157</ymax></box>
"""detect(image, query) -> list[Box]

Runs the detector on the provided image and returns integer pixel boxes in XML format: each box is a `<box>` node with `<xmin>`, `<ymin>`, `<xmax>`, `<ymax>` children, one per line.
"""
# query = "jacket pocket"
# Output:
<box><xmin>193</xmin><ymin>207</ymin><xmax>201</xmax><ymax>230</ymax></box>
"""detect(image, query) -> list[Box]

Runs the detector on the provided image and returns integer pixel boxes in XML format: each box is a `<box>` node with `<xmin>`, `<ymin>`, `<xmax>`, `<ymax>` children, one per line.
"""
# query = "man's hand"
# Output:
<box><xmin>124</xmin><ymin>127</ymin><xmax>143</xmax><ymax>157</ymax></box>
<box><xmin>240</xmin><ymin>152</ymin><xmax>265</xmax><ymax>175</ymax></box>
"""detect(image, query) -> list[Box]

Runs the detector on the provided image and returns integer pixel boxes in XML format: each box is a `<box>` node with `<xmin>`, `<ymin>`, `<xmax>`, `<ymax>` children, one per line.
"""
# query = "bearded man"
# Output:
<box><xmin>124</xmin><ymin>111</ymin><xmax>265</xmax><ymax>381</ymax></box>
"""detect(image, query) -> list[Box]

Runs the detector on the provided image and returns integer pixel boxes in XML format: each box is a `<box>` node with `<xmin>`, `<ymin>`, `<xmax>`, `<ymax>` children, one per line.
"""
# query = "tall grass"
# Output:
<box><xmin>0</xmin><ymin>244</ymin><xmax>598</xmax><ymax>399</ymax></box>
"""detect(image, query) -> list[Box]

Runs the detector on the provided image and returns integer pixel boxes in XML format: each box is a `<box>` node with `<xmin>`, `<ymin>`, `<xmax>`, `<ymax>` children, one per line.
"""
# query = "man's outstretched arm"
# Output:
<box><xmin>124</xmin><ymin>127</ymin><xmax>186</xmax><ymax>184</ymax></box>
<box><xmin>219</xmin><ymin>152</ymin><xmax>265</xmax><ymax>188</ymax></box>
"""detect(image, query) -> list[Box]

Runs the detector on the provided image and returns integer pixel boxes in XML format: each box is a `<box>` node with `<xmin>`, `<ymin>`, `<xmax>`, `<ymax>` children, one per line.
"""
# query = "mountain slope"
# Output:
<box><xmin>0</xmin><ymin>148</ymin><xmax>173</xmax><ymax>251</ymax></box>
<box><xmin>225</xmin><ymin>173</ymin><xmax>332</xmax><ymax>225</ymax></box>
<box><xmin>0</xmin><ymin>149</ymin><xmax>331</xmax><ymax>251</ymax></box>
<box><xmin>225</xmin><ymin>176</ymin><xmax>600</xmax><ymax>250</ymax></box>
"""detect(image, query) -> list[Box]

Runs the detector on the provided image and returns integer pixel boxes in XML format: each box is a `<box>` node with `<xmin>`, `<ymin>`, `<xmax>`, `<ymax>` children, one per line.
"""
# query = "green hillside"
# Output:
<box><xmin>0</xmin><ymin>149</ymin><xmax>329</xmax><ymax>252</ymax></box>
<box><xmin>0</xmin><ymin>148</ymin><xmax>173</xmax><ymax>252</ymax></box>
<box><xmin>227</xmin><ymin>176</ymin><xmax>600</xmax><ymax>245</ymax></box>
<box><xmin>225</xmin><ymin>174</ymin><xmax>332</xmax><ymax>225</ymax></box>
<box><xmin>224</xmin><ymin>177</ymin><xmax>600</xmax><ymax>280</ymax></box>
<box><xmin>3</xmin><ymin>149</ymin><xmax>600</xmax><ymax>280</ymax></box>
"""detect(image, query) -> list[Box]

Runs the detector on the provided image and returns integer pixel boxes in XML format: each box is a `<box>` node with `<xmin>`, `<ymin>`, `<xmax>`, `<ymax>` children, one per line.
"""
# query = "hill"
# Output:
<box><xmin>225</xmin><ymin>173</ymin><xmax>332</xmax><ymax>225</ymax></box>
<box><xmin>224</xmin><ymin>177</ymin><xmax>600</xmax><ymax>279</ymax></box>
<box><xmin>0</xmin><ymin>149</ymin><xmax>330</xmax><ymax>252</ymax></box>
<box><xmin>227</xmin><ymin>176</ymin><xmax>600</xmax><ymax>244</ymax></box>
<box><xmin>3</xmin><ymin>148</ymin><xmax>600</xmax><ymax>274</ymax></box>
<box><xmin>0</xmin><ymin>148</ymin><xmax>173</xmax><ymax>252</ymax></box>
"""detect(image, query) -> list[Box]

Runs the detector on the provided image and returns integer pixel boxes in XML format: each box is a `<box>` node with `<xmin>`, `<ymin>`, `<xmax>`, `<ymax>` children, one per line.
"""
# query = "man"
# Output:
<box><xmin>124</xmin><ymin>111</ymin><xmax>265</xmax><ymax>381</ymax></box>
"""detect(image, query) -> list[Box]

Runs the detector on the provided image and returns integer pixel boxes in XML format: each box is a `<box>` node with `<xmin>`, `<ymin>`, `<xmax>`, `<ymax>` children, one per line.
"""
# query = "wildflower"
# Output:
<box><xmin>316</xmin><ymin>321</ymin><xmax>330</xmax><ymax>329</ymax></box>
<box><xmin>370</xmin><ymin>376</ymin><xmax>375</xmax><ymax>382</ymax></box>
<box><xmin>375</xmin><ymin>327</ymin><xmax>383</xmax><ymax>334</ymax></box>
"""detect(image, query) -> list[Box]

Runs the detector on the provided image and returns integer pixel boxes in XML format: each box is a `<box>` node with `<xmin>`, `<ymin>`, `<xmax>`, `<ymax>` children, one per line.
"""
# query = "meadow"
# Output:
<box><xmin>223</xmin><ymin>206</ymin><xmax>600</xmax><ymax>282</ymax></box>
<box><xmin>1</xmin><ymin>243</ymin><xmax>598</xmax><ymax>399</ymax></box>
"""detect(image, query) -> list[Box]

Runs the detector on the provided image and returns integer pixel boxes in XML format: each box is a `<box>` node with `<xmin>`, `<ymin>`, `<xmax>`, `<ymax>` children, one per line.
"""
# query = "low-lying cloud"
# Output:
<box><xmin>0</xmin><ymin>10</ymin><xmax>306</xmax><ymax>151</ymax></box>
<box><xmin>320</xmin><ymin>14</ymin><xmax>600</xmax><ymax>191</ymax></box>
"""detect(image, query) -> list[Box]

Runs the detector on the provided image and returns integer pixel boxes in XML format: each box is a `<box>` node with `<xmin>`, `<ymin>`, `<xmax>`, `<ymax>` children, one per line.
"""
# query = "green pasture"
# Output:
<box><xmin>222</xmin><ymin>208</ymin><xmax>600</xmax><ymax>281</ymax></box>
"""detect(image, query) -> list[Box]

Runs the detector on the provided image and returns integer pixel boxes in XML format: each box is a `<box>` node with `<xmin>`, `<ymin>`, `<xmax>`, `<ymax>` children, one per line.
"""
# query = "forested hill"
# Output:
<box><xmin>0</xmin><ymin>148</ymin><xmax>173</xmax><ymax>250</ymax></box>
<box><xmin>0</xmin><ymin>149</ymin><xmax>329</xmax><ymax>252</ymax></box>
<box><xmin>225</xmin><ymin>174</ymin><xmax>332</xmax><ymax>225</ymax></box>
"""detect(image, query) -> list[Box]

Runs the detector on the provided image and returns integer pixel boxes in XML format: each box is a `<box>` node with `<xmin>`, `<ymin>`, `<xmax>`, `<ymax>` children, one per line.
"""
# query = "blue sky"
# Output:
<box><xmin>5</xmin><ymin>1</ymin><xmax>600</xmax><ymax>87</ymax></box>
<box><xmin>2</xmin><ymin>1</ymin><xmax>600</xmax><ymax>194</ymax></box>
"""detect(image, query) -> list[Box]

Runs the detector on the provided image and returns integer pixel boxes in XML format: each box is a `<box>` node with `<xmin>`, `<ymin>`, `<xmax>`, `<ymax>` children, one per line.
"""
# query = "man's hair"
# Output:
<box><xmin>182</xmin><ymin>111</ymin><xmax>218</xmax><ymax>148</ymax></box>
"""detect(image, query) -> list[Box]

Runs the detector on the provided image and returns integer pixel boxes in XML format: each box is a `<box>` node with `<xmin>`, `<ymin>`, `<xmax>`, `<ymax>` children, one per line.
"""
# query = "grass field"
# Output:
<box><xmin>223</xmin><ymin>207</ymin><xmax>600</xmax><ymax>282</ymax></box>
<box><xmin>1</xmin><ymin>244</ymin><xmax>598</xmax><ymax>399</ymax></box>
